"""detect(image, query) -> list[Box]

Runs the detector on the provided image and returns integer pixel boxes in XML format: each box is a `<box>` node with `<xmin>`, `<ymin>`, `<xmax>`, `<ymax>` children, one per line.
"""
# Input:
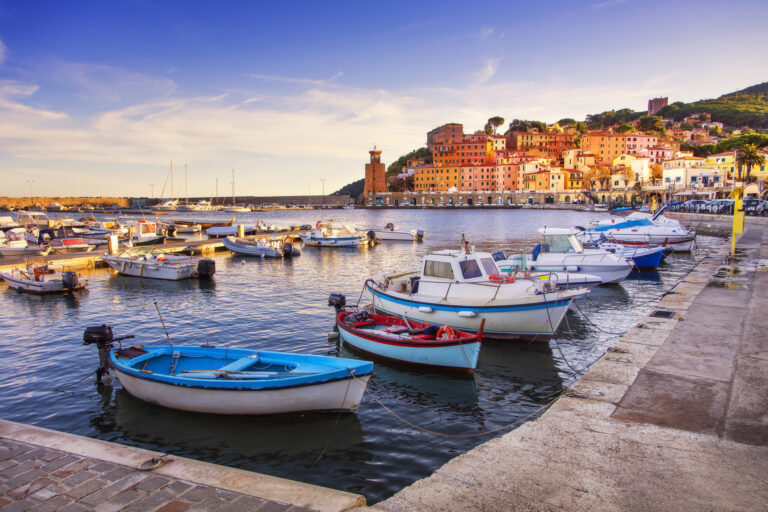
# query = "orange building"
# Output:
<box><xmin>506</xmin><ymin>130</ymin><xmax>575</xmax><ymax>157</ymax></box>
<box><xmin>364</xmin><ymin>148</ymin><xmax>387</xmax><ymax>194</ymax></box>
<box><xmin>413</xmin><ymin>164</ymin><xmax>460</xmax><ymax>192</ymax></box>
<box><xmin>580</xmin><ymin>132</ymin><xmax>627</xmax><ymax>163</ymax></box>
<box><xmin>524</xmin><ymin>169</ymin><xmax>551</xmax><ymax>191</ymax></box>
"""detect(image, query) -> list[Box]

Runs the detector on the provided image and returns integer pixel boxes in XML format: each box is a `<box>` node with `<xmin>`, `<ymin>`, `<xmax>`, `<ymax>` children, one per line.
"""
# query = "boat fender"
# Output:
<box><xmin>417</xmin><ymin>306</ymin><xmax>433</xmax><ymax>313</ymax></box>
<box><xmin>458</xmin><ymin>311</ymin><xmax>476</xmax><ymax>318</ymax></box>
<box><xmin>437</xmin><ymin>325</ymin><xmax>457</xmax><ymax>340</ymax></box>
<box><xmin>489</xmin><ymin>273</ymin><xmax>515</xmax><ymax>284</ymax></box>
<box><xmin>565</xmin><ymin>265</ymin><xmax>579</xmax><ymax>272</ymax></box>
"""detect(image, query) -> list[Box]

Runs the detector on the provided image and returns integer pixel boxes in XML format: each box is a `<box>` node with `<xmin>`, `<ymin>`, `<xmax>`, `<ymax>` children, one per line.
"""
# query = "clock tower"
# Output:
<box><xmin>364</xmin><ymin>147</ymin><xmax>386</xmax><ymax>194</ymax></box>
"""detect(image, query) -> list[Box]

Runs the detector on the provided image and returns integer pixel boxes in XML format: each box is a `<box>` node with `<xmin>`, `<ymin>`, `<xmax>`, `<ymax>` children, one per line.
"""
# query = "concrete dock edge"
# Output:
<box><xmin>0</xmin><ymin>419</ymin><xmax>365</xmax><ymax>511</ymax></box>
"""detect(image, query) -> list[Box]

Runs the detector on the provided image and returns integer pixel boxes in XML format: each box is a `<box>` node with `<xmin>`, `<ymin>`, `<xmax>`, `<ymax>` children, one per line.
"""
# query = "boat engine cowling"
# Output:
<box><xmin>83</xmin><ymin>324</ymin><xmax>113</xmax><ymax>346</ymax></box>
<box><xmin>415</xmin><ymin>230</ymin><xmax>424</xmax><ymax>242</ymax></box>
<box><xmin>197</xmin><ymin>258</ymin><xmax>215</xmax><ymax>279</ymax></box>
<box><xmin>62</xmin><ymin>271</ymin><xmax>79</xmax><ymax>291</ymax></box>
<box><xmin>328</xmin><ymin>293</ymin><xmax>346</xmax><ymax>313</ymax></box>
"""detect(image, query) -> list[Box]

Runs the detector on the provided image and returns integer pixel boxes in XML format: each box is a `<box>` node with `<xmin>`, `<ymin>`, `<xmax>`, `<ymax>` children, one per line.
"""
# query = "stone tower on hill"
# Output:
<box><xmin>648</xmin><ymin>97</ymin><xmax>668</xmax><ymax>115</ymax></box>
<box><xmin>364</xmin><ymin>148</ymin><xmax>386</xmax><ymax>194</ymax></box>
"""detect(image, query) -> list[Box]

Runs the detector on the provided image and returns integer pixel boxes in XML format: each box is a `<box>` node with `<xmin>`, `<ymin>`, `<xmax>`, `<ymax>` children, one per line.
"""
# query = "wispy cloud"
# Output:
<box><xmin>592</xmin><ymin>0</ymin><xmax>627</xmax><ymax>9</ymax></box>
<box><xmin>248</xmin><ymin>71</ymin><xmax>343</xmax><ymax>86</ymax></box>
<box><xmin>480</xmin><ymin>27</ymin><xmax>494</xmax><ymax>38</ymax></box>
<box><xmin>472</xmin><ymin>58</ymin><xmax>501</xmax><ymax>85</ymax></box>
<box><xmin>0</xmin><ymin>37</ymin><xmax>7</xmax><ymax>67</ymax></box>
<box><xmin>48</xmin><ymin>61</ymin><xmax>177</xmax><ymax>103</ymax></box>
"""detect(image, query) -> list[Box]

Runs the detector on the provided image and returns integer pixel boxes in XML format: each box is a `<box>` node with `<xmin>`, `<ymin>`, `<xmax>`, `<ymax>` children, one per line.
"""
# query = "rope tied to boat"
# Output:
<box><xmin>347</xmin><ymin>369</ymin><xmax>566</xmax><ymax>439</ymax></box>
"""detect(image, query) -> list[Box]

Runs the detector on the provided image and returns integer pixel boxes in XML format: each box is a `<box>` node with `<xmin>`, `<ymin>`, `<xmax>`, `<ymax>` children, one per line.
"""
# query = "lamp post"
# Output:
<box><xmin>26</xmin><ymin>180</ymin><xmax>33</xmax><ymax>208</ymax></box>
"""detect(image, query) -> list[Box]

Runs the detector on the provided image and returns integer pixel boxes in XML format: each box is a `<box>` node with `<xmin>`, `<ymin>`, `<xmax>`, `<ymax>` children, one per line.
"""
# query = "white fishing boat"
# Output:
<box><xmin>222</xmin><ymin>205</ymin><xmax>251</xmax><ymax>213</ymax></box>
<box><xmin>102</xmin><ymin>251</ymin><xmax>215</xmax><ymax>280</ymax></box>
<box><xmin>364</xmin><ymin>243</ymin><xmax>588</xmax><ymax>340</ymax></box>
<box><xmin>360</xmin><ymin>223</ymin><xmax>424</xmax><ymax>242</ymax></box>
<box><xmin>496</xmin><ymin>228</ymin><xmax>633</xmax><ymax>284</ymax></box>
<box><xmin>49</xmin><ymin>237</ymin><xmax>93</xmax><ymax>254</ymax></box>
<box><xmin>206</xmin><ymin>224</ymin><xmax>258</xmax><ymax>238</ymax></box>
<box><xmin>83</xmin><ymin>325</ymin><xmax>373</xmax><ymax>415</ymax></box>
<box><xmin>0</xmin><ymin>216</ymin><xmax>20</xmax><ymax>231</ymax></box>
<box><xmin>301</xmin><ymin>220</ymin><xmax>368</xmax><ymax>247</ymax></box>
<box><xmin>222</xmin><ymin>236</ymin><xmax>300</xmax><ymax>258</ymax></box>
<box><xmin>173</xmin><ymin>223</ymin><xmax>202</xmax><ymax>234</ymax></box>
<box><xmin>0</xmin><ymin>228</ymin><xmax>49</xmax><ymax>257</ymax></box>
<box><xmin>0</xmin><ymin>264</ymin><xmax>87</xmax><ymax>294</ymax></box>
<box><xmin>123</xmin><ymin>220</ymin><xmax>167</xmax><ymax>246</ymax></box>
<box><xmin>154</xmin><ymin>199</ymin><xmax>179</xmax><ymax>211</ymax></box>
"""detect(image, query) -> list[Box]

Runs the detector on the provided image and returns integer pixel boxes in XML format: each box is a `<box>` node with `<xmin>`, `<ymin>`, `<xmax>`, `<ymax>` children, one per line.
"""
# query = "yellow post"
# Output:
<box><xmin>651</xmin><ymin>196</ymin><xmax>658</xmax><ymax>214</ymax></box>
<box><xmin>731</xmin><ymin>191</ymin><xmax>744</xmax><ymax>257</ymax></box>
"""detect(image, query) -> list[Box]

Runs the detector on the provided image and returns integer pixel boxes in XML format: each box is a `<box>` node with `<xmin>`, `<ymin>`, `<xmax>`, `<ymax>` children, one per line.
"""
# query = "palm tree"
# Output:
<box><xmin>735</xmin><ymin>144</ymin><xmax>766</xmax><ymax>183</ymax></box>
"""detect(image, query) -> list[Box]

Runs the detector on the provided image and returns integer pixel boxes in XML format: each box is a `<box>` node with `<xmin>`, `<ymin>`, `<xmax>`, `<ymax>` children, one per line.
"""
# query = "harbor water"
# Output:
<box><xmin>0</xmin><ymin>208</ymin><xmax>722</xmax><ymax>503</ymax></box>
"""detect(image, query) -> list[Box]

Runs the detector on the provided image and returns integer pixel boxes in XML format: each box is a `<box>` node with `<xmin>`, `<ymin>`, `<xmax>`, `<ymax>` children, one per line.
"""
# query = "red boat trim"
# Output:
<box><xmin>336</xmin><ymin>312</ymin><xmax>480</xmax><ymax>348</ymax></box>
<box><xmin>341</xmin><ymin>340</ymin><xmax>475</xmax><ymax>375</ymax></box>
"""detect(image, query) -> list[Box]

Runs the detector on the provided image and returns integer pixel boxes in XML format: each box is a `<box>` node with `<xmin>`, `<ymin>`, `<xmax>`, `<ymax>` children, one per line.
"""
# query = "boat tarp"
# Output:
<box><xmin>589</xmin><ymin>218</ymin><xmax>654</xmax><ymax>232</ymax></box>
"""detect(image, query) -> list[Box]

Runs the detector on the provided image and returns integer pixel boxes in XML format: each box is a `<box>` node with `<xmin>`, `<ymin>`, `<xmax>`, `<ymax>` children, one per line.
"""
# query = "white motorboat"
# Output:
<box><xmin>46</xmin><ymin>203</ymin><xmax>67</xmax><ymax>212</ymax></box>
<box><xmin>222</xmin><ymin>236</ymin><xmax>300</xmax><ymax>258</ymax></box>
<box><xmin>206</xmin><ymin>224</ymin><xmax>258</xmax><ymax>238</ymax></box>
<box><xmin>0</xmin><ymin>228</ymin><xmax>49</xmax><ymax>257</ymax></box>
<box><xmin>123</xmin><ymin>220</ymin><xmax>167</xmax><ymax>246</ymax></box>
<box><xmin>360</xmin><ymin>223</ymin><xmax>424</xmax><ymax>242</ymax></box>
<box><xmin>178</xmin><ymin>200</ymin><xmax>215</xmax><ymax>212</ymax></box>
<box><xmin>496</xmin><ymin>228</ymin><xmax>633</xmax><ymax>285</ymax></box>
<box><xmin>301</xmin><ymin>220</ymin><xmax>368</xmax><ymax>247</ymax></box>
<box><xmin>102</xmin><ymin>251</ymin><xmax>215</xmax><ymax>280</ymax></box>
<box><xmin>364</xmin><ymin>245</ymin><xmax>588</xmax><ymax>340</ymax></box>
<box><xmin>15</xmin><ymin>211</ymin><xmax>50</xmax><ymax>228</ymax></box>
<box><xmin>577</xmin><ymin>217</ymin><xmax>695</xmax><ymax>252</ymax></box>
<box><xmin>173</xmin><ymin>223</ymin><xmax>202</xmax><ymax>234</ymax></box>
<box><xmin>0</xmin><ymin>216</ymin><xmax>20</xmax><ymax>231</ymax></box>
<box><xmin>49</xmin><ymin>237</ymin><xmax>93</xmax><ymax>254</ymax></box>
<box><xmin>154</xmin><ymin>199</ymin><xmax>179</xmax><ymax>211</ymax></box>
<box><xmin>1</xmin><ymin>264</ymin><xmax>87</xmax><ymax>294</ymax></box>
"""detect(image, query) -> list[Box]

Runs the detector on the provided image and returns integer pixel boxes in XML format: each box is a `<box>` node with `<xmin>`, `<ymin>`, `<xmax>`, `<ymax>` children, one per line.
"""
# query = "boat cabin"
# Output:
<box><xmin>535</xmin><ymin>227</ymin><xmax>584</xmax><ymax>257</ymax></box>
<box><xmin>15</xmin><ymin>211</ymin><xmax>50</xmax><ymax>226</ymax></box>
<box><xmin>420</xmin><ymin>250</ymin><xmax>499</xmax><ymax>283</ymax></box>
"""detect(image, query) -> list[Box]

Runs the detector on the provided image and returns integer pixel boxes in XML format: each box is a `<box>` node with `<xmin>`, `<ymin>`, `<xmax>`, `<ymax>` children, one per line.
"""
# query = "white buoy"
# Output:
<box><xmin>241</xmin><ymin>259</ymin><xmax>246</xmax><ymax>265</ymax></box>
<box><xmin>328</xmin><ymin>331</ymin><xmax>339</xmax><ymax>340</ymax></box>
<box><xmin>102</xmin><ymin>372</ymin><xmax>114</xmax><ymax>387</ymax></box>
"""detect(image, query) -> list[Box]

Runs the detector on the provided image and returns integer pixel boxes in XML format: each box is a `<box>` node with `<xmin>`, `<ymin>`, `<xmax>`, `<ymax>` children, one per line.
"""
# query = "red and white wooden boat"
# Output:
<box><xmin>336</xmin><ymin>310</ymin><xmax>482</xmax><ymax>374</ymax></box>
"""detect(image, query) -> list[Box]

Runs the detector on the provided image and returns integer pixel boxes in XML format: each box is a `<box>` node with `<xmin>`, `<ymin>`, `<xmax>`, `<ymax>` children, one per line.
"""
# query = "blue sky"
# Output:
<box><xmin>0</xmin><ymin>0</ymin><xmax>766</xmax><ymax>197</ymax></box>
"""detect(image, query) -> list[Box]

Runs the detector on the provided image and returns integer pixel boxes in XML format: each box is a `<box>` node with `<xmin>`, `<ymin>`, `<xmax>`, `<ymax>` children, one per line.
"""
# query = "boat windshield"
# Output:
<box><xmin>542</xmin><ymin>234</ymin><xmax>583</xmax><ymax>253</ymax></box>
<box><xmin>458</xmin><ymin>259</ymin><xmax>482</xmax><ymax>279</ymax></box>
<box><xmin>423</xmin><ymin>260</ymin><xmax>454</xmax><ymax>280</ymax></box>
<box><xmin>479</xmin><ymin>257</ymin><xmax>498</xmax><ymax>276</ymax></box>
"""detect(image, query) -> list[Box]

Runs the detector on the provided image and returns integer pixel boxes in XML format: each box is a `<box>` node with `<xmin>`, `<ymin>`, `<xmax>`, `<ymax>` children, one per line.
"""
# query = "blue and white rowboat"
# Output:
<box><xmin>110</xmin><ymin>345</ymin><xmax>373</xmax><ymax>415</ymax></box>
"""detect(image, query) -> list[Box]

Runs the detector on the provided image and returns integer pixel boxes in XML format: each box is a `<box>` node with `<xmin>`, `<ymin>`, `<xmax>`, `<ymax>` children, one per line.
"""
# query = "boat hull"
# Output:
<box><xmin>367</xmin><ymin>284</ymin><xmax>577</xmax><ymax>341</ymax></box>
<box><xmin>222</xmin><ymin>236</ymin><xmax>283</xmax><ymax>258</ymax></box>
<box><xmin>610</xmin><ymin>236</ymin><xmax>695</xmax><ymax>253</ymax></box>
<box><xmin>114</xmin><ymin>369</ymin><xmax>370</xmax><ymax>415</ymax></box>
<box><xmin>529</xmin><ymin>263</ymin><xmax>631</xmax><ymax>285</ymax></box>
<box><xmin>300</xmin><ymin>235</ymin><xmax>366</xmax><ymax>247</ymax></box>
<box><xmin>337</xmin><ymin>318</ymin><xmax>479</xmax><ymax>373</ymax></box>
<box><xmin>132</xmin><ymin>236</ymin><xmax>167</xmax><ymax>246</ymax></box>
<box><xmin>0</xmin><ymin>272</ymin><xmax>87</xmax><ymax>294</ymax></box>
<box><xmin>102</xmin><ymin>257</ymin><xmax>196</xmax><ymax>280</ymax></box>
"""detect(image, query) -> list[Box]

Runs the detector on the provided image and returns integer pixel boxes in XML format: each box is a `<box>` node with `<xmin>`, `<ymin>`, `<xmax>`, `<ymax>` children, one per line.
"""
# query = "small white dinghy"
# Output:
<box><xmin>102</xmin><ymin>251</ymin><xmax>215</xmax><ymax>280</ymax></box>
<box><xmin>0</xmin><ymin>264</ymin><xmax>87</xmax><ymax>294</ymax></box>
<box><xmin>222</xmin><ymin>236</ymin><xmax>300</xmax><ymax>258</ymax></box>
<box><xmin>359</xmin><ymin>223</ymin><xmax>424</xmax><ymax>242</ymax></box>
<box><xmin>84</xmin><ymin>325</ymin><xmax>373</xmax><ymax>415</ymax></box>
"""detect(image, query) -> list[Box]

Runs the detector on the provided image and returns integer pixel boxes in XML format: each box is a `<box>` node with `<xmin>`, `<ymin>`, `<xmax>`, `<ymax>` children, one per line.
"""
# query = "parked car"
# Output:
<box><xmin>743</xmin><ymin>197</ymin><xmax>761</xmax><ymax>215</ymax></box>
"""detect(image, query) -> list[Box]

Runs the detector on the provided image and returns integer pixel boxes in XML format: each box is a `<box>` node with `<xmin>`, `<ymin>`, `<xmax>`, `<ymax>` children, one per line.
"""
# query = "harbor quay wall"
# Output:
<box><xmin>1</xmin><ymin>197</ymin><xmax>132</xmax><ymax>209</ymax></box>
<box><xmin>361</xmin><ymin>191</ymin><xmax>588</xmax><ymax>208</ymax></box>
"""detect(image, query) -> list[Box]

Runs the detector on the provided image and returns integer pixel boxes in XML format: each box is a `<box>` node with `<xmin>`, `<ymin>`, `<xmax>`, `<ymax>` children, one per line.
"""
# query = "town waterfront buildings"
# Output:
<box><xmin>363</xmin><ymin>107</ymin><xmax>767</xmax><ymax>207</ymax></box>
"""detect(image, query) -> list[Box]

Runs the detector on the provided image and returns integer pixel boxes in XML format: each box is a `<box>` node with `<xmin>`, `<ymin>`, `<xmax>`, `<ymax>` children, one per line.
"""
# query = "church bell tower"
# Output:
<box><xmin>364</xmin><ymin>147</ymin><xmax>386</xmax><ymax>194</ymax></box>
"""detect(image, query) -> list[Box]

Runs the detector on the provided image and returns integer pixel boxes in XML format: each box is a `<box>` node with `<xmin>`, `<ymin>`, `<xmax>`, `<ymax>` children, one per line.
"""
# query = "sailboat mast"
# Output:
<box><xmin>170</xmin><ymin>161</ymin><xmax>174</xmax><ymax>201</ymax></box>
<box><xmin>231</xmin><ymin>169</ymin><xmax>235</xmax><ymax>206</ymax></box>
<box><xmin>185</xmin><ymin>164</ymin><xmax>189</xmax><ymax>206</ymax></box>
<box><xmin>215</xmin><ymin>178</ymin><xmax>218</xmax><ymax>205</ymax></box>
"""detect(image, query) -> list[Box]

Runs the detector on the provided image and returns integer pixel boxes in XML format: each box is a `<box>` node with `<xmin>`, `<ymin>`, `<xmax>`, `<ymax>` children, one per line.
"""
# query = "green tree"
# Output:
<box><xmin>709</xmin><ymin>125</ymin><xmax>722</xmax><ymax>136</ymax></box>
<box><xmin>558</xmin><ymin>118</ymin><xmax>577</xmax><ymax>127</ymax></box>
<box><xmin>735</xmin><ymin>143</ymin><xmax>766</xmax><ymax>183</ymax></box>
<box><xmin>486</xmin><ymin>116</ymin><xmax>505</xmax><ymax>134</ymax></box>
<box><xmin>680</xmin><ymin>122</ymin><xmax>694</xmax><ymax>131</ymax></box>
<box><xmin>614</xmin><ymin>123</ymin><xmax>633</xmax><ymax>133</ymax></box>
<box><xmin>637</xmin><ymin>115</ymin><xmax>663</xmax><ymax>132</ymax></box>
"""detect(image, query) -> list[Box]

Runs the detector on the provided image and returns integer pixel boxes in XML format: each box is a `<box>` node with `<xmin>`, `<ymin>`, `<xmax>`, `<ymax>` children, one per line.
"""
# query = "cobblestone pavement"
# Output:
<box><xmin>0</xmin><ymin>437</ymin><xmax>314</xmax><ymax>512</ymax></box>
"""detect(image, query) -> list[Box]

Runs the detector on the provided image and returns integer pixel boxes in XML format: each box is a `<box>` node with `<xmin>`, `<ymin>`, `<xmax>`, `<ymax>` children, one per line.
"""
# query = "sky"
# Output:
<box><xmin>0</xmin><ymin>0</ymin><xmax>767</xmax><ymax>198</ymax></box>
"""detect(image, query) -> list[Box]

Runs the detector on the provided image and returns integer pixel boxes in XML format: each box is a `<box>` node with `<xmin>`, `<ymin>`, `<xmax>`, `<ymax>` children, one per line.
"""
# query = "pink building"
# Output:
<box><xmin>624</xmin><ymin>133</ymin><xmax>658</xmax><ymax>155</ymax></box>
<box><xmin>640</xmin><ymin>145</ymin><xmax>675</xmax><ymax>164</ymax></box>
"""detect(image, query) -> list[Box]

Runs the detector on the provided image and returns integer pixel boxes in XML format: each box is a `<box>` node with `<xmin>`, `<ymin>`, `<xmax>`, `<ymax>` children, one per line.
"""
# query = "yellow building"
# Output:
<box><xmin>580</xmin><ymin>132</ymin><xmax>626</xmax><ymax>163</ymax></box>
<box><xmin>413</xmin><ymin>164</ymin><xmax>460</xmax><ymax>192</ymax></box>
<box><xmin>524</xmin><ymin>169</ymin><xmax>551</xmax><ymax>191</ymax></box>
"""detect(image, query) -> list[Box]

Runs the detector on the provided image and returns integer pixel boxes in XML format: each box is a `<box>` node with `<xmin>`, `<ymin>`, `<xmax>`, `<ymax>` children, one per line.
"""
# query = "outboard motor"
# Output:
<box><xmin>83</xmin><ymin>324</ymin><xmax>133</xmax><ymax>385</ymax></box>
<box><xmin>283</xmin><ymin>240</ymin><xmax>293</xmax><ymax>256</ymax></box>
<box><xmin>196</xmin><ymin>258</ymin><xmax>216</xmax><ymax>279</ymax></box>
<box><xmin>328</xmin><ymin>293</ymin><xmax>346</xmax><ymax>313</ymax></box>
<box><xmin>367</xmin><ymin>230</ymin><xmax>377</xmax><ymax>245</ymax></box>
<box><xmin>385</xmin><ymin>222</ymin><xmax>395</xmax><ymax>231</ymax></box>
<box><xmin>62</xmin><ymin>271</ymin><xmax>79</xmax><ymax>292</ymax></box>
<box><xmin>415</xmin><ymin>230</ymin><xmax>425</xmax><ymax>242</ymax></box>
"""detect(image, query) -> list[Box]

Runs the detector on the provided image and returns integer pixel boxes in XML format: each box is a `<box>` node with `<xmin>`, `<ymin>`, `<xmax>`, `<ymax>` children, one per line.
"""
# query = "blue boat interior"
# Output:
<box><xmin>111</xmin><ymin>346</ymin><xmax>373</xmax><ymax>387</ymax></box>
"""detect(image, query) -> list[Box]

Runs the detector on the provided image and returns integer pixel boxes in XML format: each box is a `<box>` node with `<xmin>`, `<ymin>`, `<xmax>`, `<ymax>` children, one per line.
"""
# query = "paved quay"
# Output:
<box><xmin>0</xmin><ymin>420</ymin><xmax>365</xmax><ymax>512</ymax></box>
<box><xmin>373</xmin><ymin>223</ymin><xmax>768</xmax><ymax>511</ymax></box>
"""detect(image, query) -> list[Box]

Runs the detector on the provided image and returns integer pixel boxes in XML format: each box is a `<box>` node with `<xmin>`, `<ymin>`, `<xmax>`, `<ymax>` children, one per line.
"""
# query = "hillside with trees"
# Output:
<box><xmin>332</xmin><ymin>178</ymin><xmax>364</xmax><ymax>198</ymax></box>
<box><xmin>657</xmin><ymin>81</ymin><xmax>768</xmax><ymax>129</ymax></box>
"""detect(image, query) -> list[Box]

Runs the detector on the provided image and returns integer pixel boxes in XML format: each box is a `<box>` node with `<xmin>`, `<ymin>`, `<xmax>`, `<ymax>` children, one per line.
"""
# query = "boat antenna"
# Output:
<box><xmin>461</xmin><ymin>232</ymin><xmax>470</xmax><ymax>254</ymax></box>
<box><xmin>153</xmin><ymin>300</ymin><xmax>173</xmax><ymax>346</ymax></box>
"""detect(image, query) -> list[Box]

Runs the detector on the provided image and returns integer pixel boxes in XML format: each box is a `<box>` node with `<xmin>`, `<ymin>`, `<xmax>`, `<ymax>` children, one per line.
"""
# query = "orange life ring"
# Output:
<box><xmin>489</xmin><ymin>273</ymin><xmax>515</xmax><ymax>284</ymax></box>
<box><xmin>436</xmin><ymin>325</ymin><xmax>457</xmax><ymax>340</ymax></box>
